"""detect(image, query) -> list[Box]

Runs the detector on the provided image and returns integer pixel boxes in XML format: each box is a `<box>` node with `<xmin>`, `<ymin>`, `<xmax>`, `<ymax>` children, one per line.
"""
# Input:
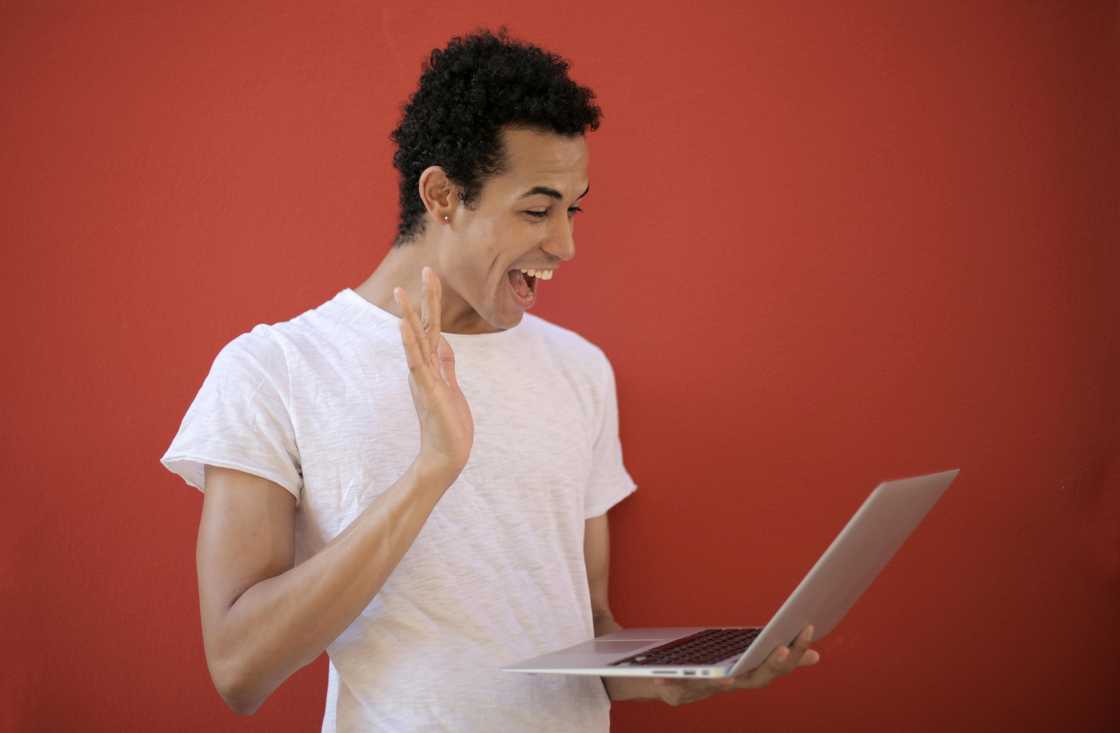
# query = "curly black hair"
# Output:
<box><xmin>388</xmin><ymin>26</ymin><xmax>603</xmax><ymax>247</ymax></box>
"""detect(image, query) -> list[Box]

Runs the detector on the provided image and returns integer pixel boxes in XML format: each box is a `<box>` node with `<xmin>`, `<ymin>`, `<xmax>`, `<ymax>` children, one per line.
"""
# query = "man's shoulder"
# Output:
<box><xmin>209</xmin><ymin>323</ymin><xmax>289</xmax><ymax>385</ymax></box>
<box><xmin>237</xmin><ymin>289</ymin><xmax>366</xmax><ymax>356</ymax></box>
<box><xmin>214</xmin><ymin>291</ymin><xmax>349</xmax><ymax>373</ymax></box>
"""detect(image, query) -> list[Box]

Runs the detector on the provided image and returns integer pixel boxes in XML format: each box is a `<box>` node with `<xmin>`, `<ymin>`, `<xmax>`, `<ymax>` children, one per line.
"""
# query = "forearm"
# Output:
<box><xmin>217</xmin><ymin>460</ymin><xmax>451</xmax><ymax>714</ymax></box>
<box><xmin>594</xmin><ymin>611</ymin><xmax>661</xmax><ymax>703</ymax></box>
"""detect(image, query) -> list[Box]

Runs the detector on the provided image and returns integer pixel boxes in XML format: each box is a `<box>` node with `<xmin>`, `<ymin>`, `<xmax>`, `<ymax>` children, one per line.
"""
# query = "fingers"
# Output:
<box><xmin>395</xmin><ymin>287</ymin><xmax>435</xmax><ymax>388</ymax></box>
<box><xmin>436</xmin><ymin>336</ymin><xmax>459</xmax><ymax>390</ymax></box>
<box><xmin>737</xmin><ymin>646</ymin><xmax>788</xmax><ymax>689</ymax></box>
<box><xmin>731</xmin><ymin>625</ymin><xmax>817</xmax><ymax>690</ymax></box>
<box><xmin>418</xmin><ymin>267</ymin><xmax>439</xmax><ymax>365</ymax></box>
<box><xmin>425</xmin><ymin>267</ymin><xmax>442</xmax><ymax>357</ymax></box>
<box><xmin>396</xmin><ymin>308</ymin><xmax>429</xmax><ymax>390</ymax></box>
<box><xmin>396</xmin><ymin>285</ymin><xmax>432</xmax><ymax>364</ymax></box>
<box><xmin>788</xmin><ymin>625</ymin><xmax>815</xmax><ymax>664</ymax></box>
<box><xmin>410</xmin><ymin>267</ymin><xmax>443</xmax><ymax>366</ymax></box>
<box><xmin>418</xmin><ymin>269</ymin><xmax>431</xmax><ymax>361</ymax></box>
<box><xmin>765</xmin><ymin>645</ymin><xmax>792</xmax><ymax>678</ymax></box>
<box><xmin>761</xmin><ymin>625</ymin><xmax>813</xmax><ymax>677</ymax></box>
<box><xmin>790</xmin><ymin>625</ymin><xmax>819</xmax><ymax>667</ymax></box>
<box><xmin>397</xmin><ymin>271</ymin><xmax>458</xmax><ymax>391</ymax></box>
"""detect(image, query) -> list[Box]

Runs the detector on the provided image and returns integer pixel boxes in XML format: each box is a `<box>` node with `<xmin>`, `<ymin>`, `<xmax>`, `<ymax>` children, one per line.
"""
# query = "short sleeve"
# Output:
<box><xmin>159</xmin><ymin>325</ymin><xmax>303</xmax><ymax>505</ymax></box>
<box><xmin>584</xmin><ymin>350</ymin><xmax>638</xmax><ymax>518</ymax></box>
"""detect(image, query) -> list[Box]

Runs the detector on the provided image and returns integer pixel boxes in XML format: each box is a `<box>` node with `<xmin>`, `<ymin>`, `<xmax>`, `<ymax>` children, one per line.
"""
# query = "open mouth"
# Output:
<box><xmin>507</xmin><ymin>269</ymin><xmax>537</xmax><ymax>307</ymax></box>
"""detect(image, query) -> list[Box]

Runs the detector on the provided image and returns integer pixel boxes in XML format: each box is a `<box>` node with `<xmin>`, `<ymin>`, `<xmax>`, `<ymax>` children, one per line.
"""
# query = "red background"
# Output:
<box><xmin>4</xmin><ymin>2</ymin><xmax>1117</xmax><ymax>731</ymax></box>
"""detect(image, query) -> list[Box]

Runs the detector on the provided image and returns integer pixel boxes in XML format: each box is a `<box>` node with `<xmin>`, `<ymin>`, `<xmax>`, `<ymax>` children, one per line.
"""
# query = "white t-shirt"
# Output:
<box><xmin>160</xmin><ymin>287</ymin><xmax>638</xmax><ymax>732</ymax></box>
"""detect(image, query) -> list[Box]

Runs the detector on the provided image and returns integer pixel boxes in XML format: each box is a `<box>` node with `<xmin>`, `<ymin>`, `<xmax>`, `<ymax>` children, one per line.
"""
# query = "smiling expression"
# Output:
<box><xmin>430</xmin><ymin>125</ymin><xmax>590</xmax><ymax>332</ymax></box>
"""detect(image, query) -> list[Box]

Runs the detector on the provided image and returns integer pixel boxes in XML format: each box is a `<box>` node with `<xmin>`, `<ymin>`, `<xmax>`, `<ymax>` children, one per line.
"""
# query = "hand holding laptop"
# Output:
<box><xmin>504</xmin><ymin>470</ymin><xmax>960</xmax><ymax>690</ymax></box>
<box><xmin>646</xmin><ymin>624</ymin><xmax>819</xmax><ymax>706</ymax></box>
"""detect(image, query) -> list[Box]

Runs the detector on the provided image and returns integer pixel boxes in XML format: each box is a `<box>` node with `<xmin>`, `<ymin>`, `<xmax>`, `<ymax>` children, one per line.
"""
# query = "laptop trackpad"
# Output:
<box><xmin>532</xmin><ymin>639</ymin><xmax>661</xmax><ymax>666</ymax></box>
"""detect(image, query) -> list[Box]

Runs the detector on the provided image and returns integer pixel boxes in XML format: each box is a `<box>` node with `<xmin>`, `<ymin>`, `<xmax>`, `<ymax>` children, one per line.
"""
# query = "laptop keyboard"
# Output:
<box><xmin>608</xmin><ymin>628</ymin><xmax>761</xmax><ymax>667</ymax></box>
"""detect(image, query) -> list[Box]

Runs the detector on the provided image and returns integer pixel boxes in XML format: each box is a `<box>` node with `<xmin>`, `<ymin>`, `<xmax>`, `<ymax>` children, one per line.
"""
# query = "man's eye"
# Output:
<box><xmin>527</xmin><ymin>207</ymin><xmax>584</xmax><ymax>218</ymax></box>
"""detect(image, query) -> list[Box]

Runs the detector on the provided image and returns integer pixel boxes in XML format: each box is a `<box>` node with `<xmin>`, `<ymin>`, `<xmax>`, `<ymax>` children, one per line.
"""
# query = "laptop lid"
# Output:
<box><xmin>502</xmin><ymin>468</ymin><xmax>960</xmax><ymax>677</ymax></box>
<box><xmin>727</xmin><ymin>468</ymin><xmax>959</xmax><ymax>675</ymax></box>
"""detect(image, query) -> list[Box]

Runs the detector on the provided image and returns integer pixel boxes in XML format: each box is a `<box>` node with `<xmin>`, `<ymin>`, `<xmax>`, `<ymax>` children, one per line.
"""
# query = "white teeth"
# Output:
<box><xmin>519</xmin><ymin>268</ymin><xmax>553</xmax><ymax>280</ymax></box>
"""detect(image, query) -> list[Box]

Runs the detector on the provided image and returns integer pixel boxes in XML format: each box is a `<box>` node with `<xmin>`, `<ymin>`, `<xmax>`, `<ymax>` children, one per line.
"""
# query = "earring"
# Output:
<box><xmin>443</xmin><ymin>215</ymin><xmax>449</xmax><ymax>223</ymax></box>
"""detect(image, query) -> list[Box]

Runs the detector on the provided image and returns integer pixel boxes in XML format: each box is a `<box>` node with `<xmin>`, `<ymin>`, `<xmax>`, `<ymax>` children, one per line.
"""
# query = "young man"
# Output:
<box><xmin>160</xmin><ymin>26</ymin><xmax>818</xmax><ymax>732</ymax></box>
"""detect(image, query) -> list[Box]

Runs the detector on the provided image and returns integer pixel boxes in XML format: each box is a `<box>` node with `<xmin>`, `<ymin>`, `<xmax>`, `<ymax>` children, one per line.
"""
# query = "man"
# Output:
<box><xmin>160</xmin><ymin>26</ymin><xmax>818</xmax><ymax>731</ymax></box>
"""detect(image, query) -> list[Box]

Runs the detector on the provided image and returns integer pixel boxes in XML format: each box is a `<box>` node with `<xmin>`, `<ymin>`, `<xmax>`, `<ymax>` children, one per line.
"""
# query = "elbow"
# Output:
<box><xmin>205</xmin><ymin>628</ymin><xmax>303</xmax><ymax>716</ymax></box>
<box><xmin>217</xmin><ymin>675</ymin><xmax>263</xmax><ymax>716</ymax></box>
<box><xmin>209</xmin><ymin>653</ymin><xmax>263</xmax><ymax>716</ymax></box>
<box><xmin>228</xmin><ymin>697</ymin><xmax>263</xmax><ymax>717</ymax></box>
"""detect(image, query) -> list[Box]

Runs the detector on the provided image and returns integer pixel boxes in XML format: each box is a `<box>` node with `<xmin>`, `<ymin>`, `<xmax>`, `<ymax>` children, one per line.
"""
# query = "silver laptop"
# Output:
<box><xmin>503</xmin><ymin>468</ymin><xmax>959</xmax><ymax>679</ymax></box>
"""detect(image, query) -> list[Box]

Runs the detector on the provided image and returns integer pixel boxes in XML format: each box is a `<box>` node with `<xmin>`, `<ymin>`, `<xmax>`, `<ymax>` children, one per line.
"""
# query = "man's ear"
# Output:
<box><xmin>417</xmin><ymin>165</ymin><xmax>458</xmax><ymax>222</ymax></box>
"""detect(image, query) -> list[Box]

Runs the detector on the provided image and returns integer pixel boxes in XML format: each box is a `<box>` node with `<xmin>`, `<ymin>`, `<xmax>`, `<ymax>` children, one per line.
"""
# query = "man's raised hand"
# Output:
<box><xmin>394</xmin><ymin>266</ymin><xmax>474</xmax><ymax>486</ymax></box>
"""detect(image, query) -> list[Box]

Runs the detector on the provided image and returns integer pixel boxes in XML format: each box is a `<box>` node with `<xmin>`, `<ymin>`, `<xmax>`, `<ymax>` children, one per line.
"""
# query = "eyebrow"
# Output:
<box><xmin>517</xmin><ymin>183</ymin><xmax>591</xmax><ymax>201</ymax></box>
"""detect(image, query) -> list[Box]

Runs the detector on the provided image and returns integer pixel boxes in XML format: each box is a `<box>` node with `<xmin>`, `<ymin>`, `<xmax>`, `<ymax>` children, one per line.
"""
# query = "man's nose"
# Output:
<box><xmin>543</xmin><ymin>216</ymin><xmax>576</xmax><ymax>262</ymax></box>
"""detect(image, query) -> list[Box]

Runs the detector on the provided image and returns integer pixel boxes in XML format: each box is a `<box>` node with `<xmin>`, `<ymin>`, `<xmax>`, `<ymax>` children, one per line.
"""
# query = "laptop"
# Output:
<box><xmin>502</xmin><ymin>468</ymin><xmax>959</xmax><ymax>679</ymax></box>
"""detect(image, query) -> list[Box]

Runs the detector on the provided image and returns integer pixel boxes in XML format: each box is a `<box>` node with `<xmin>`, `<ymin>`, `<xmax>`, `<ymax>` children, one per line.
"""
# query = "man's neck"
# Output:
<box><xmin>353</xmin><ymin>241</ymin><xmax>497</xmax><ymax>335</ymax></box>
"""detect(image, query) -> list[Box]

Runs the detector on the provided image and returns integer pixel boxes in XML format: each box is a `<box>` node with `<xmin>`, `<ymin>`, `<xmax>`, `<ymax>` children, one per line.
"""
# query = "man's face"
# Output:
<box><xmin>440</xmin><ymin>126</ymin><xmax>589</xmax><ymax>331</ymax></box>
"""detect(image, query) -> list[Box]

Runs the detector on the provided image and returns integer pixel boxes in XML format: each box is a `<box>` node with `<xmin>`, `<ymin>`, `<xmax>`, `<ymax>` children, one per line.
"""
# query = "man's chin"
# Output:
<box><xmin>457</xmin><ymin>301</ymin><xmax>521</xmax><ymax>334</ymax></box>
<box><xmin>496</xmin><ymin>309</ymin><xmax>524</xmax><ymax>331</ymax></box>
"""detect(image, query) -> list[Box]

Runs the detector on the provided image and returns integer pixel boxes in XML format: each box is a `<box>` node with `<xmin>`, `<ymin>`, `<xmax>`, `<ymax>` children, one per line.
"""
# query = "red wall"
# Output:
<box><xmin>4</xmin><ymin>2</ymin><xmax>1117</xmax><ymax>730</ymax></box>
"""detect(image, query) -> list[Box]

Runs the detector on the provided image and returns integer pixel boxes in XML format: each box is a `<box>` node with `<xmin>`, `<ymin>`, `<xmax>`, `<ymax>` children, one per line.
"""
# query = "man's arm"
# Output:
<box><xmin>584</xmin><ymin>512</ymin><xmax>660</xmax><ymax>702</ymax></box>
<box><xmin>198</xmin><ymin>461</ymin><xmax>453</xmax><ymax>715</ymax></box>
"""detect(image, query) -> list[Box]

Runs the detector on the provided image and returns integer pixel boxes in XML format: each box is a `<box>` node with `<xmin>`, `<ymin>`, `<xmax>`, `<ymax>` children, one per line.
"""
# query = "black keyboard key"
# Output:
<box><xmin>609</xmin><ymin>628</ymin><xmax>761</xmax><ymax>667</ymax></box>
